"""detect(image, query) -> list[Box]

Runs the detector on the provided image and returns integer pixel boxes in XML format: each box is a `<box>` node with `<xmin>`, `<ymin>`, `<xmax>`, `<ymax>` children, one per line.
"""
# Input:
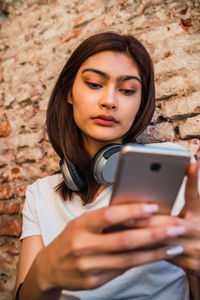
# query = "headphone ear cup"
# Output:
<box><xmin>60</xmin><ymin>159</ymin><xmax>87</xmax><ymax>191</ymax></box>
<box><xmin>91</xmin><ymin>144</ymin><xmax>122</xmax><ymax>186</ymax></box>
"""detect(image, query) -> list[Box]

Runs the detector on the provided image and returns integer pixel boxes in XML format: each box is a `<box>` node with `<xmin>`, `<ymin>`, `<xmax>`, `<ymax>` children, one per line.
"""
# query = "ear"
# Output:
<box><xmin>67</xmin><ymin>90</ymin><xmax>73</xmax><ymax>104</ymax></box>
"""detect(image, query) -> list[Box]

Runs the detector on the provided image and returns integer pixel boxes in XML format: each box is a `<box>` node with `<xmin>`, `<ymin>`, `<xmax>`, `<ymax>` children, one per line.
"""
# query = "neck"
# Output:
<box><xmin>83</xmin><ymin>140</ymin><xmax>121</xmax><ymax>158</ymax></box>
<box><xmin>83</xmin><ymin>139</ymin><xmax>110</xmax><ymax>158</ymax></box>
<box><xmin>82</xmin><ymin>136</ymin><xmax>122</xmax><ymax>158</ymax></box>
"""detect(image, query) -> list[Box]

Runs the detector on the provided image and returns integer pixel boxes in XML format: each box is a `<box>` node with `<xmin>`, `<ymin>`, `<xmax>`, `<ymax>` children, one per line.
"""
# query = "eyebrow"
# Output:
<box><xmin>81</xmin><ymin>68</ymin><xmax>141</xmax><ymax>84</ymax></box>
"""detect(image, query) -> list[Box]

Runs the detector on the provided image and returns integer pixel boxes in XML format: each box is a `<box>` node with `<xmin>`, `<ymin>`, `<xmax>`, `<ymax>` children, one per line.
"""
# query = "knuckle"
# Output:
<box><xmin>144</xmin><ymin>251</ymin><xmax>158</xmax><ymax>263</ymax></box>
<box><xmin>195</xmin><ymin>226</ymin><xmax>200</xmax><ymax>235</ymax></box>
<box><xmin>193</xmin><ymin>225</ymin><xmax>200</xmax><ymax>235</ymax></box>
<box><xmin>193</xmin><ymin>242</ymin><xmax>200</xmax><ymax>256</ymax></box>
<box><xmin>117</xmin><ymin>232</ymin><xmax>134</xmax><ymax>249</ymax></box>
<box><xmin>70</xmin><ymin>212</ymin><xmax>88</xmax><ymax>228</ymax></box>
<box><xmin>75</xmin><ymin>258</ymin><xmax>90</xmax><ymax>273</ymax></box>
<box><xmin>84</xmin><ymin>276</ymin><xmax>99</xmax><ymax>290</ymax></box>
<box><xmin>170</xmin><ymin>218</ymin><xmax>180</xmax><ymax>227</ymax></box>
<box><xmin>150</xmin><ymin>251</ymin><xmax>159</xmax><ymax>262</ymax></box>
<box><xmin>82</xmin><ymin>211</ymin><xmax>90</xmax><ymax>219</ymax></box>
<box><xmin>149</xmin><ymin>229</ymin><xmax>162</xmax><ymax>241</ymax></box>
<box><xmin>191</xmin><ymin>259</ymin><xmax>200</xmax><ymax>272</ymax></box>
<box><xmin>124</xmin><ymin>255</ymin><xmax>137</xmax><ymax>266</ymax></box>
<box><xmin>101</xmin><ymin>207</ymin><xmax>113</xmax><ymax>224</ymax></box>
<box><xmin>69</xmin><ymin>238</ymin><xmax>82</xmax><ymax>256</ymax></box>
<box><xmin>151</xmin><ymin>248</ymin><xmax>166</xmax><ymax>261</ymax></box>
<box><xmin>68</xmin><ymin>218</ymin><xmax>79</xmax><ymax>231</ymax></box>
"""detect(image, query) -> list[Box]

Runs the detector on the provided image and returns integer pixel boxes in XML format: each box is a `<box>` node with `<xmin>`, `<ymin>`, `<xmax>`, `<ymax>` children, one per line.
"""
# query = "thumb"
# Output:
<box><xmin>184</xmin><ymin>161</ymin><xmax>200</xmax><ymax>219</ymax></box>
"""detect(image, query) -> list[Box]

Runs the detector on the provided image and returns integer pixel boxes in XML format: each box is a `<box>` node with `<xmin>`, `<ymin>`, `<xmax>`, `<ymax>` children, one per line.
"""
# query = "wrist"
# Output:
<box><xmin>35</xmin><ymin>246</ymin><xmax>58</xmax><ymax>292</ymax></box>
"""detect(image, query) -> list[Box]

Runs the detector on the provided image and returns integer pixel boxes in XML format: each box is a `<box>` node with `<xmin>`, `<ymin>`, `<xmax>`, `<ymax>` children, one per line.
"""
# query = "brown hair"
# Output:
<box><xmin>46</xmin><ymin>31</ymin><xmax>155</xmax><ymax>204</ymax></box>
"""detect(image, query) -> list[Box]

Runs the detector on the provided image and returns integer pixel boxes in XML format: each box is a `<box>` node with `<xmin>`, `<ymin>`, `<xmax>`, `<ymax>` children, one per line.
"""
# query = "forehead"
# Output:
<box><xmin>78</xmin><ymin>51</ymin><xmax>140</xmax><ymax>77</ymax></box>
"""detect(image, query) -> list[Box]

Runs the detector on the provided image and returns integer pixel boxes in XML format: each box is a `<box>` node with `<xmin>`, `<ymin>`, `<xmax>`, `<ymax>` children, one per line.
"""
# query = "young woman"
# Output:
<box><xmin>14</xmin><ymin>32</ymin><xmax>200</xmax><ymax>300</ymax></box>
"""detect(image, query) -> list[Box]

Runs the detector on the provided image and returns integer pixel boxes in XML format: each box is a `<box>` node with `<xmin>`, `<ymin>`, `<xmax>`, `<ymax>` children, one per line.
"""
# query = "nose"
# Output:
<box><xmin>99</xmin><ymin>85</ymin><xmax>117</xmax><ymax>109</ymax></box>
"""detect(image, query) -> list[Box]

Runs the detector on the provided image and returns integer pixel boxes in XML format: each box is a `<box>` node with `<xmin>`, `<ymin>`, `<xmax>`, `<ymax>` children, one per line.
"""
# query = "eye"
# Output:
<box><xmin>119</xmin><ymin>89</ymin><xmax>136</xmax><ymax>96</ymax></box>
<box><xmin>86</xmin><ymin>81</ymin><xmax>102</xmax><ymax>89</ymax></box>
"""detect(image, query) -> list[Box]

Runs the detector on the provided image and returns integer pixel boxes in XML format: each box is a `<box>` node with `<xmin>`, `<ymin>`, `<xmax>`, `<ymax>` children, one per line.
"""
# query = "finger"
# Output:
<box><xmin>78</xmin><ymin>203</ymin><xmax>159</xmax><ymax>233</ymax></box>
<box><xmin>185</xmin><ymin>162</ymin><xmax>200</xmax><ymax>218</ymax></box>
<box><xmin>74</xmin><ymin>246</ymin><xmax>183</xmax><ymax>275</ymax></box>
<box><xmin>166</xmin><ymin>238</ymin><xmax>200</xmax><ymax>258</ymax></box>
<box><xmin>169</xmin><ymin>255</ymin><xmax>200</xmax><ymax>276</ymax></box>
<box><xmin>89</xmin><ymin>225</ymin><xmax>186</xmax><ymax>253</ymax></box>
<box><xmin>130</xmin><ymin>215</ymin><xmax>185</xmax><ymax>229</ymax></box>
<box><xmin>133</xmin><ymin>215</ymin><xmax>200</xmax><ymax>241</ymax></box>
<box><xmin>81</xmin><ymin>270</ymin><xmax>125</xmax><ymax>290</ymax></box>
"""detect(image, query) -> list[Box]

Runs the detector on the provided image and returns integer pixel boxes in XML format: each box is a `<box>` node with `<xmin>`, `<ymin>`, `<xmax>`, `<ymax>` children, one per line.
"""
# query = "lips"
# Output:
<box><xmin>92</xmin><ymin>114</ymin><xmax>119</xmax><ymax>126</ymax></box>
<box><xmin>93</xmin><ymin>115</ymin><xmax>118</xmax><ymax>123</ymax></box>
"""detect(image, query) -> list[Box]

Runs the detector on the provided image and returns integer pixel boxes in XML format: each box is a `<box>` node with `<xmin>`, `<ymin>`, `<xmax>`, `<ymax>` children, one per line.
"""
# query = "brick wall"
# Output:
<box><xmin>0</xmin><ymin>0</ymin><xmax>200</xmax><ymax>299</ymax></box>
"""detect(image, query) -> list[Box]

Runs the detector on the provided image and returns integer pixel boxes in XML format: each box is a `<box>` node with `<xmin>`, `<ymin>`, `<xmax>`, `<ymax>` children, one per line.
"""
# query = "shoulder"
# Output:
<box><xmin>27</xmin><ymin>173</ymin><xmax>62</xmax><ymax>193</ymax></box>
<box><xmin>22</xmin><ymin>173</ymin><xmax>68</xmax><ymax>245</ymax></box>
<box><xmin>25</xmin><ymin>173</ymin><xmax>63</xmax><ymax>207</ymax></box>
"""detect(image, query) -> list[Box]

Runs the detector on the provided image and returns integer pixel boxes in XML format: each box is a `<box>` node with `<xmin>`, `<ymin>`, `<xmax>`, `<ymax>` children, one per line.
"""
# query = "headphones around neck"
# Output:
<box><xmin>59</xmin><ymin>144</ymin><xmax>122</xmax><ymax>191</ymax></box>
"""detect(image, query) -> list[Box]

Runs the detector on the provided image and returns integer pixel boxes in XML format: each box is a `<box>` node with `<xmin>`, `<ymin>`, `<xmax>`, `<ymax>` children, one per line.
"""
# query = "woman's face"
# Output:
<box><xmin>68</xmin><ymin>51</ymin><xmax>142</xmax><ymax>156</ymax></box>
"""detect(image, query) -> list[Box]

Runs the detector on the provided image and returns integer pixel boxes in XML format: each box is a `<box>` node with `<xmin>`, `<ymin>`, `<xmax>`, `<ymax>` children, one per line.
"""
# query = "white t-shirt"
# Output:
<box><xmin>21</xmin><ymin>142</ymin><xmax>196</xmax><ymax>300</ymax></box>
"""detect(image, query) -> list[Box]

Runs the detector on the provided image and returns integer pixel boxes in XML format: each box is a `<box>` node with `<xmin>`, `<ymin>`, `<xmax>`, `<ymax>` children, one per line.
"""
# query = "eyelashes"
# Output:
<box><xmin>85</xmin><ymin>81</ymin><xmax>102</xmax><ymax>89</ymax></box>
<box><xmin>119</xmin><ymin>89</ymin><xmax>136</xmax><ymax>96</ymax></box>
<box><xmin>85</xmin><ymin>81</ymin><xmax>136</xmax><ymax>96</ymax></box>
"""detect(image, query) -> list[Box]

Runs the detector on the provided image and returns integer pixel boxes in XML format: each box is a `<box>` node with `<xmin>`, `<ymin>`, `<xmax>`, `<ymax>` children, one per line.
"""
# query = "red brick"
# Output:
<box><xmin>179</xmin><ymin>115</ymin><xmax>200</xmax><ymax>139</ymax></box>
<box><xmin>15</xmin><ymin>185</ymin><xmax>26</xmax><ymax>197</ymax></box>
<box><xmin>0</xmin><ymin>258</ymin><xmax>12</xmax><ymax>265</ymax></box>
<box><xmin>11</xmin><ymin>167</ymin><xmax>20</xmax><ymax>174</ymax></box>
<box><xmin>0</xmin><ymin>152</ymin><xmax>15</xmax><ymax>166</ymax></box>
<box><xmin>175</xmin><ymin>139</ymin><xmax>200</xmax><ymax>157</ymax></box>
<box><xmin>137</xmin><ymin>123</ymin><xmax>175</xmax><ymax>144</ymax></box>
<box><xmin>19</xmin><ymin>203</ymin><xmax>24</xmax><ymax>215</ymax></box>
<box><xmin>0</xmin><ymin>166</ymin><xmax>22</xmax><ymax>182</ymax></box>
<box><xmin>161</xmin><ymin>92</ymin><xmax>200</xmax><ymax>119</ymax></box>
<box><xmin>179</xmin><ymin>18</ymin><xmax>192</xmax><ymax>32</ymax></box>
<box><xmin>0</xmin><ymin>236</ymin><xmax>21</xmax><ymax>256</ymax></box>
<box><xmin>119</xmin><ymin>0</ymin><xmax>128</xmax><ymax>5</ymax></box>
<box><xmin>74</xmin><ymin>14</ymin><xmax>84</xmax><ymax>26</ymax></box>
<box><xmin>0</xmin><ymin>200</ymin><xmax>20</xmax><ymax>214</ymax></box>
<box><xmin>64</xmin><ymin>29</ymin><xmax>82</xmax><ymax>42</ymax></box>
<box><xmin>0</xmin><ymin>185</ymin><xmax>12</xmax><ymax>200</ymax></box>
<box><xmin>0</xmin><ymin>216</ymin><xmax>22</xmax><ymax>237</ymax></box>
<box><xmin>0</xmin><ymin>122</ymin><xmax>12</xmax><ymax>137</ymax></box>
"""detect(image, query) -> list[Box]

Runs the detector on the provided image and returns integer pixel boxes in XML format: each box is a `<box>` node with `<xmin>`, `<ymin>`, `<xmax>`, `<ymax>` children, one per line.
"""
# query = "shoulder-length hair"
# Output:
<box><xmin>46</xmin><ymin>31</ymin><xmax>155</xmax><ymax>204</ymax></box>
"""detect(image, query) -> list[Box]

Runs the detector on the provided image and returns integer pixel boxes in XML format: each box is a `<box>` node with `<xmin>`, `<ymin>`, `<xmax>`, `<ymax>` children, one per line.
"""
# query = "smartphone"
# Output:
<box><xmin>110</xmin><ymin>143</ymin><xmax>191</xmax><ymax>214</ymax></box>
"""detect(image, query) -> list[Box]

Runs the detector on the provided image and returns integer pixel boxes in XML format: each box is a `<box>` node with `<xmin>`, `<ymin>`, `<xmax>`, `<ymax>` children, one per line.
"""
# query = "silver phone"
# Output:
<box><xmin>110</xmin><ymin>144</ymin><xmax>191</xmax><ymax>214</ymax></box>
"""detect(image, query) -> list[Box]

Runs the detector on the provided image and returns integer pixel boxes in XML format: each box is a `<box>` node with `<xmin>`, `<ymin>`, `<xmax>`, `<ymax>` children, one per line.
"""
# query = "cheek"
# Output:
<box><xmin>125</xmin><ymin>113</ymin><xmax>137</xmax><ymax>128</ymax></box>
<box><xmin>122</xmin><ymin>108</ymin><xmax>140</xmax><ymax>134</ymax></box>
<box><xmin>124</xmin><ymin>100</ymin><xmax>141</xmax><ymax>122</ymax></box>
<box><xmin>72</xmin><ymin>99</ymin><xmax>89</xmax><ymax>126</ymax></box>
<box><xmin>73</xmin><ymin>105</ymin><xmax>83</xmax><ymax>123</ymax></box>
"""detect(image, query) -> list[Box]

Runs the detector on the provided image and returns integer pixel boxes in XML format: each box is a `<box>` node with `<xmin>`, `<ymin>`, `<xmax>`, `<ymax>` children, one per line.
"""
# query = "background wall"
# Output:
<box><xmin>0</xmin><ymin>0</ymin><xmax>200</xmax><ymax>299</ymax></box>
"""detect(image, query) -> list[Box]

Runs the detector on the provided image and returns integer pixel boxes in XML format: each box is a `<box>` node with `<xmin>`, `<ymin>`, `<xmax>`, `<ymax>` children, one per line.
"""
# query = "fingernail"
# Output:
<box><xmin>167</xmin><ymin>246</ymin><xmax>184</xmax><ymax>257</ymax></box>
<box><xmin>143</xmin><ymin>204</ymin><xmax>159</xmax><ymax>213</ymax></box>
<box><xmin>167</xmin><ymin>226</ymin><xmax>186</xmax><ymax>237</ymax></box>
